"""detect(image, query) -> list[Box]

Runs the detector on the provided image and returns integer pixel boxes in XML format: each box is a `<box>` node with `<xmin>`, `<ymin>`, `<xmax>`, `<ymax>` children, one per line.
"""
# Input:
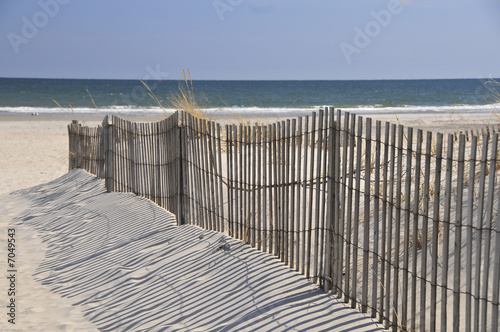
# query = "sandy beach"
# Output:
<box><xmin>1</xmin><ymin>110</ymin><xmax>499</xmax><ymax>331</ymax></box>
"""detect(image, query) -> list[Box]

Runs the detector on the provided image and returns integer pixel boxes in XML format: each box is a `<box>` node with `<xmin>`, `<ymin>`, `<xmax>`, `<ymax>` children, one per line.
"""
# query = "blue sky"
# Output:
<box><xmin>1</xmin><ymin>0</ymin><xmax>499</xmax><ymax>80</ymax></box>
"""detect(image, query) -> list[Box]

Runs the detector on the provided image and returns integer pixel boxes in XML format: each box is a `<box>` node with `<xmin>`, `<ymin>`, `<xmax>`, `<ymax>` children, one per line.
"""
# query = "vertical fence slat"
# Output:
<box><xmin>306</xmin><ymin>113</ymin><xmax>316</xmax><ymax>279</ymax></box>
<box><xmin>379</xmin><ymin>121</ymin><xmax>390</xmax><ymax>324</ymax></box>
<box><xmin>243</xmin><ymin>126</ymin><xmax>249</xmax><ymax>242</ymax></box>
<box><xmin>252</xmin><ymin>125</ymin><xmax>257</xmax><ymax>247</ymax></box>
<box><xmin>453</xmin><ymin>134</ymin><xmax>466</xmax><ymax>332</ymax></box>
<box><xmin>402</xmin><ymin>126</ymin><xmax>413</xmax><ymax>330</ymax></box>
<box><xmin>237</xmin><ymin>125</ymin><xmax>243</xmax><ymax>239</ymax></box>
<box><xmin>144</xmin><ymin>122</ymin><xmax>151</xmax><ymax>201</ymax></box>
<box><xmin>420</xmin><ymin>131</ymin><xmax>433</xmax><ymax>332</ymax></box>
<box><xmin>68</xmin><ymin>123</ymin><xmax>73</xmax><ymax>170</ymax></box>
<box><xmin>128</xmin><ymin>121</ymin><xmax>136</xmax><ymax>194</ymax></box>
<box><xmin>345</xmin><ymin>113</ymin><xmax>356</xmax><ymax>303</ymax></box>
<box><xmin>371</xmin><ymin>120</ymin><xmax>381</xmax><ymax>318</ymax></box>
<box><xmin>187</xmin><ymin>117</ymin><xmax>195</xmax><ymax>225</ymax></box>
<box><xmin>233</xmin><ymin>125</ymin><xmax>240</xmax><ymax>238</ymax></box>
<box><xmin>268</xmin><ymin>124</ymin><xmax>274</xmax><ymax>253</ymax></box>
<box><xmin>430</xmin><ymin>133</ymin><xmax>443</xmax><ymax>332</ymax></box>
<box><xmin>313</xmin><ymin>110</ymin><xmax>324</xmax><ymax>283</ymax></box>
<box><xmin>151</xmin><ymin>121</ymin><xmax>158</xmax><ymax>202</ymax></box>
<box><xmin>301</xmin><ymin>117</ymin><xmax>309</xmax><ymax>275</ymax></box>
<box><xmin>411</xmin><ymin>129</ymin><xmax>423</xmax><ymax>332</ymax></box>
<box><xmin>296</xmin><ymin>117</ymin><xmax>303</xmax><ymax>271</ymax></box>
<box><xmin>209</xmin><ymin>121</ymin><xmax>217</xmax><ymax>229</ymax></box>
<box><xmin>147</xmin><ymin>122</ymin><xmax>153</xmax><ymax>201</ymax></box>
<box><xmin>279</xmin><ymin>121</ymin><xmax>285</xmax><ymax>260</ymax></box>
<box><xmin>135</xmin><ymin>122</ymin><xmax>141</xmax><ymax>198</ymax></box>
<box><xmin>197</xmin><ymin>119</ymin><xmax>207</xmax><ymax>228</ymax></box>
<box><xmin>156</xmin><ymin>120</ymin><xmax>161</xmax><ymax>204</ymax></box>
<box><xmin>187</xmin><ymin>115</ymin><xmax>196</xmax><ymax>223</ymax></box>
<box><xmin>210</xmin><ymin>121</ymin><xmax>219</xmax><ymax>232</ymax></box>
<box><xmin>319</xmin><ymin>110</ymin><xmax>329</xmax><ymax>284</ymax></box>
<box><xmin>384</xmin><ymin>123</ymin><xmax>397</xmax><ymax>329</ymax></box>
<box><xmin>481</xmin><ymin>133</ymin><xmax>498</xmax><ymax>331</ymax></box>
<box><xmin>323</xmin><ymin>109</ymin><xmax>336</xmax><ymax>292</ymax></box>
<box><xmin>391</xmin><ymin>124</ymin><xmax>404</xmax><ymax>331</ymax></box>
<box><xmin>339</xmin><ymin>113</ymin><xmax>351</xmax><ymax>297</ymax></box>
<box><xmin>257</xmin><ymin>125</ymin><xmax>262</xmax><ymax>250</ymax></box>
<box><xmin>284</xmin><ymin>120</ymin><xmax>291</xmax><ymax>266</ymax></box>
<box><xmin>263</xmin><ymin>125</ymin><xmax>268</xmax><ymax>252</ymax></box>
<box><xmin>474</xmin><ymin>133</ymin><xmax>489</xmax><ymax>332</ymax></box>
<box><xmin>492</xmin><ymin>142</ymin><xmax>500</xmax><ymax>330</ymax></box>
<box><xmin>155</xmin><ymin>121</ymin><xmax>161</xmax><ymax>205</ymax></box>
<box><xmin>209</xmin><ymin>121</ymin><xmax>217</xmax><ymax>230</ymax></box>
<box><xmin>352</xmin><ymin>117</ymin><xmax>363</xmax><ymax>309</ymax></box>
<box><xmin>465</xmin><ymin>135</ymin><xmax>477</xmax><ymax>332</ymax></box>
<box><xmin>278</xmin><ymin>121</ymin><xmax>284</xmax><ymax>260</ymax></box>
<box><xmin>362</xmin><ymin>117</ymin><xmax>372</xmax><ymax>313</ymax></box>
<box><xmin>441</xmin><ymin>134</ymin><xmax>454</xmax><ymax>331</ymax></box>
<box><xmin>182</xmin><ymin>114</ymin><xmax>189</xmax><ymax>221</ymax></box>
<box><xmin>99</xmin><ymin>120</ymin><xmax>106</xmax><ymax>178</ymax></box>
<box><xmin>290</xmin><ymin>119</ymin><xmax>297</xmax><ymax>269</ymax></box>
<box><xmin>110</xmin><ymin>116</ymin><xmax>116</xmax><ymax>193</ymax></box>
<box><xmin>332</xmin><ymin>110</ymin><xmax>343</xmax><ymax>294</ymax></box>
<box><xmin>103</xmin><ymin>116</ymin><xmax>109</xmax><ymax>191</ymax></box>
<box><xmin>273</xmin><ymin>123</ymin><xmax>279</xmax><ymax>255</ymax></box>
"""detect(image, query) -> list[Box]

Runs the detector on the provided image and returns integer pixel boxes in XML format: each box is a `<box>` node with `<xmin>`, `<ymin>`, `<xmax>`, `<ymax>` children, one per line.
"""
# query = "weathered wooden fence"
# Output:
<box><xmin>68</xmin><ymin>109</ymin><xmax>500</xmax><ymax>331</ymax></box>
<box><xmin>454</xmin><ymin>124</ymin><xmax>500</xmax><ymax>142</ymax></box>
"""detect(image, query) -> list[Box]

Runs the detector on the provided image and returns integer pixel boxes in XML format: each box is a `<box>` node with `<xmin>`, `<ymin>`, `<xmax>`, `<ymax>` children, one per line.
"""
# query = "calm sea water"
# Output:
<box><xmin>0</xmin><ymin>77</ymin><xmax>498</xmax><ymax>116</ymax></box>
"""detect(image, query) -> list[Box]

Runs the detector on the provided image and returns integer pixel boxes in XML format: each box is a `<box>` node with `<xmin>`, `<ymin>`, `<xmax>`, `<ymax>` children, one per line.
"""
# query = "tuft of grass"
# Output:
<box><xmin>53</xmin><ymin>99</ymin><xmax>79</xmax><ymax>122</ymax></box>
<box><xmin>485</xmin><ymin>79</ymin><xmax>500</xmax><ymax>121</ymax></box>
<box><xmin>167</xmin><ymin>68</ymin><xmax>209</xmax><ymax>120</ymax></box>
<box><xmin>86</xmin><ymin>88</ymin><xmax>98</xmax><ymax>109</ymax></box>
<box><xmin>140</xmin><ymin>80</ymin><xmax>169</xmax><ymax>116</ymax></box>
<box><xmin>53</xmin><ymin>99</ymin><xmax>70</xmax><ymax>113</ymax></box>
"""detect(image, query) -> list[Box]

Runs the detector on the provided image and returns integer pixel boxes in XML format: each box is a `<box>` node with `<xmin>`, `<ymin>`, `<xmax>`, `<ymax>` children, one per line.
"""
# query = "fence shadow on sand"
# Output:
<box><xmin>68</xmin><ymin>108</ymin><xmax>500</xmax><ymax>331</ymax></box>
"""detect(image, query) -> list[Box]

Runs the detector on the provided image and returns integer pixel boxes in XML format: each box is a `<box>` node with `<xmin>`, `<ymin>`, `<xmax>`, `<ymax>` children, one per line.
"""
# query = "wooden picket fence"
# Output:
<box><xmin>68</xmin><ymin>108</ymin><xmax>500</xmax><ymax>331</ymax></box>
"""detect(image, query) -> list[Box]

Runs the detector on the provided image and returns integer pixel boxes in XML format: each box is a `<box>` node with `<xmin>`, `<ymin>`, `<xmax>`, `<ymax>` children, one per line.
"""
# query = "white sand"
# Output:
<box><xmin>0</xmin><ymin>112</ymin><xmax>498</xmax><ymax>331</ymax></box>
<box><xmin>0</xmin><ymin>170</ymin><xmax>383</xmax><ymax>331</ymax></box>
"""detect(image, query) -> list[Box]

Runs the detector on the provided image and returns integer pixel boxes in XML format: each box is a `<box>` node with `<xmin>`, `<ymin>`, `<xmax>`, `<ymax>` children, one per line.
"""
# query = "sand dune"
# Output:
<box><xmin>0</xmin><ymin>169</ymin><xmax>382</xmax><ymax>331</ymax></box>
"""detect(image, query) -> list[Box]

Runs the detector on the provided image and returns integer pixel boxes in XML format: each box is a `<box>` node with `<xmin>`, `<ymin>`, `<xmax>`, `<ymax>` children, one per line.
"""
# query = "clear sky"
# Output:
<box><xmin>1</xmin><ymin>0</ymin><xmax>499</xmax><ymax>80</ymax></box>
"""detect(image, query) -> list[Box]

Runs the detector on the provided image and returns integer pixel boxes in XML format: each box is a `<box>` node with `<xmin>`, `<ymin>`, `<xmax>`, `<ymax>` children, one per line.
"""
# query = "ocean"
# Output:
<box><xmin>0</xmin><ymin>77</ymin><xmax>498</xmax><ymax>117</ymax></box>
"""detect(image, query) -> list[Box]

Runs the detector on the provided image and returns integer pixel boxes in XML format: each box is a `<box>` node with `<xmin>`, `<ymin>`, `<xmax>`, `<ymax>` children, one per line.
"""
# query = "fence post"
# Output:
<box><xmin>104</xmin><ymin>115</ymin><xmax>114</xmax><ymax>193</ymax></box>
<box><xmin>177</xmin><ymin>111</ymin><xmax>185</xmax><ymax>225</ymax></box>
<box><xmin>97</xmin><ymin>125</ymin><xmax>104</xmax><ymax>179</ymax></box>
<box><xmin>68</xmin><ymin>120</ymin><xmax>77</xmax><ymax>171</ymax></box>
<box><xmin>323</xmin><ymin>108</ymin><xmax>336</xmax><ymax>293</ymax></box>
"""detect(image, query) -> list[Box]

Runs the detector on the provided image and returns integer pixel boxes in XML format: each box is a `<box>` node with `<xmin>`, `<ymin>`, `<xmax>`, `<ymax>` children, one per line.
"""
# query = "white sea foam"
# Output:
<box><xmin>1</xmin><ymin>103</ymin><xmax>499</xmax><ymax>116</ymax></box>
<box><xmin>339</xmin><ymin>103</ymin><xmax>500</xmax><ymax>114</ymax></box>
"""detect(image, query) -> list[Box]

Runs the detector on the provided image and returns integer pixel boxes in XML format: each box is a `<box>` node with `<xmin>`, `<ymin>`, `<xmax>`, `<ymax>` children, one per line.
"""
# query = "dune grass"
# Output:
<box><xmin>166</xmin><ymin>68</ymin><xmax>210</xmax><ymax>120</ymax></box>
<box><xmin>485</xmin><ymin>79</ymin><xmax>500</xmax><ymax>121</ymax></box>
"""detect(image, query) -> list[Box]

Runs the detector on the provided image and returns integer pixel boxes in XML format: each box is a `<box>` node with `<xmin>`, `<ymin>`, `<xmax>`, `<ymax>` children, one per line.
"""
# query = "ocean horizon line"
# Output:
<box><xmin>1</xmin><ymin>76</ymin><xmax>499</xmax><ymax>82</ymax></box>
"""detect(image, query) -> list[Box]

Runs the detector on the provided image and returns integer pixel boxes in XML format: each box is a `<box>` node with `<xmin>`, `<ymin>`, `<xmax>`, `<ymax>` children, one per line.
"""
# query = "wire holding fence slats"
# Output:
<box><xmin>69</xmin><ymin>108</ymin><xmax>500</xmax><ymax>331</ymax></box>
